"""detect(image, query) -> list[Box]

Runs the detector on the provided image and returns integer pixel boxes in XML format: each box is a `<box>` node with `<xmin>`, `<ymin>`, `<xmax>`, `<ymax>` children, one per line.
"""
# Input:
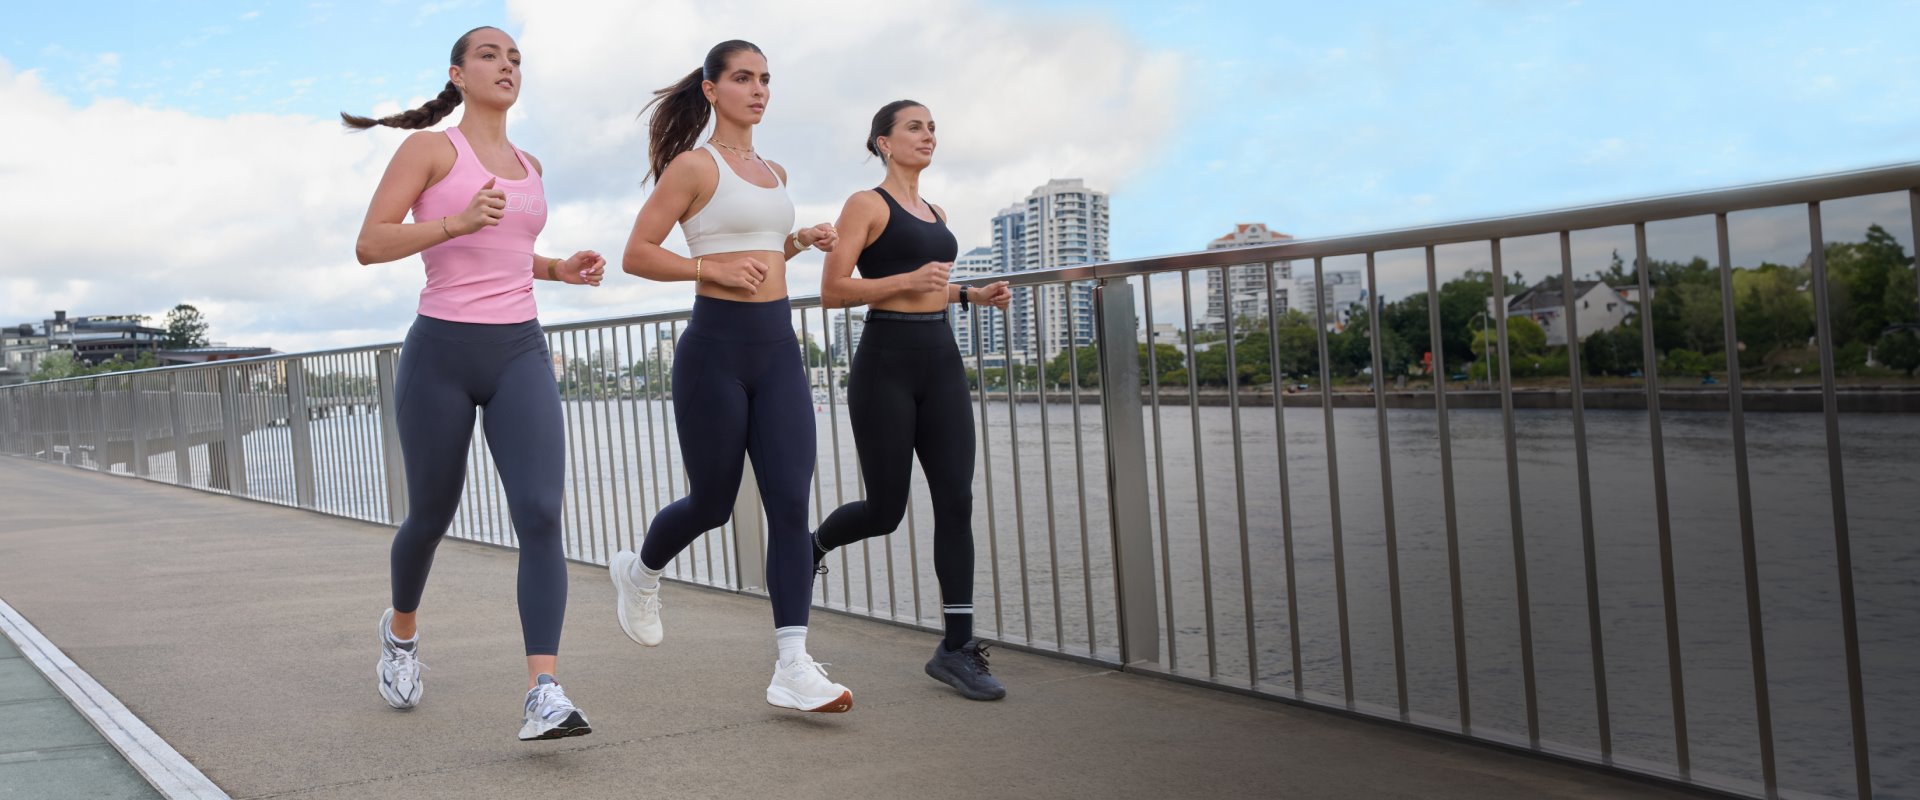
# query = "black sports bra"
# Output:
<box><xmin>856</xmin><ymin>187</ymin><xmax>959</xmax><ymax>280</ymax></box>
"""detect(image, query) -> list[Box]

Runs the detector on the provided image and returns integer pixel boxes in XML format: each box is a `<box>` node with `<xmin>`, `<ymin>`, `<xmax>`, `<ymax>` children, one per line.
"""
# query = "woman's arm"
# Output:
<box><xmin>354</xmin><ymin>132</ymin><xmax>500</xmax><ymax>265</ymax></box>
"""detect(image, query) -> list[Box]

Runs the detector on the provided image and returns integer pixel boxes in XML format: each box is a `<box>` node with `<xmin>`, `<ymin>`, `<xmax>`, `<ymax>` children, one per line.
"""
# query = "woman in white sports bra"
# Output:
<box><xmin>608</xmin><ymin>40</ymin><xmax>854</xmax><ymax>713</ymax></box>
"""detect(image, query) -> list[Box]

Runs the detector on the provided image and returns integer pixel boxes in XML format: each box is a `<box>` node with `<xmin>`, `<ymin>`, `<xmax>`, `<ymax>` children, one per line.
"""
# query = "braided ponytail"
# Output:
<box><xmin>340</xmin><ymin>81</ymin><xmax>463</xmax><ymax>130</ymax></box>
<box><xmin>340</xmin><ymin>26</ymin><xmax>493</xmax><ymax>131</ymax></box>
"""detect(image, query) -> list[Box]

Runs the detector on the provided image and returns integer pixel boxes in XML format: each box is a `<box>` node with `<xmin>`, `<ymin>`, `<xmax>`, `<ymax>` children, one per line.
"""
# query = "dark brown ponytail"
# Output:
<box><xmin>643</xmin><ymin>40</ymin><xmax>763</xmax><ymax>184</ymax></box>
<box><xmin>340</xmin><ymin>26</ymin><xmax>494</xmax><ymax>131</ymax></box>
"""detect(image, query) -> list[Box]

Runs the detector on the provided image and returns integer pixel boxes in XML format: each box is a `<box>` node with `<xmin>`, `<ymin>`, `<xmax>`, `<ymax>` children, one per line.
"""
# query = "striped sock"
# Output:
<box><xmin>775</xmin><ymin>626</ymin><xmax>808</xmax><ymax>667</ymax></box>
<box><xmin>942</xmin><ymin>604</ymin><xmax>973</xmax><ymax>652</ymax></box>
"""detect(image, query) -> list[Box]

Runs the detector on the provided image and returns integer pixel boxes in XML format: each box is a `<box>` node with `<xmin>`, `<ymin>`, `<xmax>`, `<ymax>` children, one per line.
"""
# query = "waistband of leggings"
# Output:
<box><xmin>406</xmin><ymin>314</ymin><xmax>545</xmax><ymax>344</ymax></box>
<box><xmin>865</xmin><ymin>309</ymin><xmax>950</xmax><ymax>323</ymax></box>
<box><xmin>685</xmin><ymin>295</ymin><xmax>795</xmax><ymax>343</ymax></box>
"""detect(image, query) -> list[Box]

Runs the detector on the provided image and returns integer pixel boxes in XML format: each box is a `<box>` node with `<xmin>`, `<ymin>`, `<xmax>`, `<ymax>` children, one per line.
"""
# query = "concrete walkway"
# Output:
<box><xmin>0</xmin><ymin>457</ymin><xmax>1696</xmax><ymax>800</ymax></box>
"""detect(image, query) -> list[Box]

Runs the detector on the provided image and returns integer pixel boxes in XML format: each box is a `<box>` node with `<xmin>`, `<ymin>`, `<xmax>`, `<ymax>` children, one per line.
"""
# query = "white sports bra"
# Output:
<box><xmin>683</xmin><ymin>144</ymin><xmax>795</xmax><ymax>257</ymax></box>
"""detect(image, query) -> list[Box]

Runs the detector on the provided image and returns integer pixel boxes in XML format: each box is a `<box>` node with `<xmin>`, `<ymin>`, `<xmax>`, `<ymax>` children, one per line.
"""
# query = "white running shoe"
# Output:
<box><xmin>377</xmin><ymin>608</ymin><xmax>425</xmax><ymax>710</ymax></box>
<box><xmin>766</xmin><ymin>656</ymin><xmax>853</xmax><ymax>713</ymax></box>
<box><xmin>518</xmin><ymin>675</ymin><xmax>592</xmax><ymax>741</ymax></box>
<box><xmin>609</xmin><ymin>551</ymin><xmax>664</xmax><ymax>646</ymax></box>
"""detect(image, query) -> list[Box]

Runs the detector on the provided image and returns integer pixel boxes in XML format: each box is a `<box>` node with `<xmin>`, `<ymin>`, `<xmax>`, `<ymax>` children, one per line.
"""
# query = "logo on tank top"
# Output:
<box><xmin>505</xmin><ymin>193</ymin><xmax>546</xmax><ymax>216</ymax></box>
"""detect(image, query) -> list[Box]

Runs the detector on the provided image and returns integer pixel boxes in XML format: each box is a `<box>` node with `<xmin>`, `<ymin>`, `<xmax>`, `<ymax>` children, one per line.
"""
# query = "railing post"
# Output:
<box><xmin>375</xmin><ymin>348</ymin><xmax>409</xmax><ymax>524</ymax></box>
<box><xmin>732</xmin><ymin>460</ymin><xmax>768</xmax><ymax>593</ymax></box>
<box><xmin>168</xmin><ymin>373</ymin><xmax>191</xmax><ymax>485</ymax></box>
<box><xmin>1094</xmin><ymin>277</ymin><xmax>1160</xmax><ymax>666</ymax></box>
<box><xmin>286</xmin><ymin>360</ymin><xmax>317</xmax><ymax>509</ymax></box>
<box><xmin>130</xmin><ymin>378</ymin><xmax>150</xmax><ymax>478</ymax></box>
<box><xmin>91</xmin><ymin>379</ymin><xmax>108</xmax><ymax>472</ymax></box>
<box><xmin>216</xmin><ymin>369</ymin><xmax>249</xmax><ymax>495</ymax></box>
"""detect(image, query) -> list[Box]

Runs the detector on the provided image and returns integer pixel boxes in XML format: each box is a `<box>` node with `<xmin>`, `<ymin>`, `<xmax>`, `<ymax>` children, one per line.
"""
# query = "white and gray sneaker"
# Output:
<box><xmin>519</xmin><ymin>674</ymin><xmax>592</xmax><ymax>741</ymax></box>
<box><xmin>377</xmin><ymin>608</ymin><xmax>425</xmax><ymax>710</ymax></box>
<box><xmin>766</xmin><ymin>656</ymin><xmax>853</xmax><ymax>713</ymax></box>
<box><xmin>609</xmin><ymin>550</ymin><xmax>664</xmax><ymax>646</ymax></box>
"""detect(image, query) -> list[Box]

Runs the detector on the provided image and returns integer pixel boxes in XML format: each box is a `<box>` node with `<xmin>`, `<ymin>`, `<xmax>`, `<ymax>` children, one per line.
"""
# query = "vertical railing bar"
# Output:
<box><xmin>1425</xmin><ymin>246</ymin><xmax>1472</xmax><ymax>732</ymax></box>
<box><xmin>802</xmin><ymin>310</ymin><xmax>830</xmax><ymax>606</ymax></box>
<box><xmin>1143</xmin><ymin>275</ymin><xmax>1178</xmax><ymax>670</ymax></box>
<box><xmin>1365</xmin><ymin>252</ymin><xmax>1410</xmax><ymax>717</ymax></box>
<box><xmin>821</xmin><ymin>313</ymin><xmax>851</xmax><ymax>601</ymax></box>
<box><xmin>618</xmin><ymin>326</ymin><xmax>640</xmax><ymax>554</ymax></box>
<box><xmin>970</xmin><ymin>302</ymin><xmax>1002</xmax><ymax>637</ymax></box>
<box><xmin>1634</xmin><ymin>221</ymin><xmax>1691</xmax><ymax>775</ymax></box>
<box><xmin>646</xmin><ymin>322</ymin><xmax>666</xmax><ymax>547</ymax></box>
<box><xmin>1037</xmin><ymin>286</ymin><xmax>1064</xmax><ymax>649</ymax></box>
<box><xmin>562</xmin><ymin>330</ymin><xmax>586</xmax><ymax>560</ymax></box>
<box><xmin>842</xmin><ymin>312</ymin><xmax>871</xmax><ymax>611</ymax></box>
<box><xmin>1560</xmin><ymin>230</ymin><xmax>1613</xmax><ymax>761</ymax></box>
<box><xmin>1806</xmin><ymin>202</ymin><xmax>1873</xmax><ymax>800</ymax></box>
<box><xmin>1489</xmin><ymin>239</ymin><xmax>1541</xmax><ymax>745</ymax></box>
<box><xmin>1036</xmin><ymin>283</ymin><xmax>1067</xmax><ymax>644</ymax></box>
<box><xmin>1714</xmin><ymin>213</ymin><xmax>1775</xmax><ymax>797</ymax></box>
<box><xmin>591</xmin><ymin>327</ymin><xmax>615</xmax><ymax>563</ymax></box>
<box><xmin>1180</xmin><ymin>271</ymin><xmax>1217</xmax><ymax>679</ymax></box>
<box><xmin>904</xmin><ymin>475</ymin><xmax>921</xmax><ymax>623</ymax></box>
<box><xmin>1221</xmin><ymin>268</ymin><xmax>1259</xmax><ymax>687</ymax></box>
<box><xmin>1010</xmin><ymin>290</ymin><xmax>1033</xmax><ymax>644</ymax></box>
<box><xmin>282</xmin><ymin>368</ymin><xmax>298</xmax><ymax>505</ymax></box>
<box><xmin>665</xmin><ymin>321</ymin><xmax>685</xmax><ymax>580</ymax></box>
<box><xmin>1067</xmin><ymin>290</ymin><xmax>1095</xmax><ymax>656</ymax></box>
<box><xmin>1262</xmin><ymin>261</ymin><xmax>1303</xmax><ymax>694</ymax></box>
<box><xmin>1310</xmin><ymin>256</ymin><xmax>1354</xmax><ymax>704</ymax></box>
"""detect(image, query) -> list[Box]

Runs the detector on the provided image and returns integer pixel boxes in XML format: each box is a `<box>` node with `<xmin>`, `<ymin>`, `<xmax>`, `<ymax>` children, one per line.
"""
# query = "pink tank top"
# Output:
<box><xmin>410</xmin><ymin>126</ymin><xmax>546</xmax><ymax>324</ymax></box>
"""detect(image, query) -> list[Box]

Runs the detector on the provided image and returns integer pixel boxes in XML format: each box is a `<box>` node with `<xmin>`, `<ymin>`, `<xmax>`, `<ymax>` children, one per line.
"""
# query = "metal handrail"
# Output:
<box><xmin>15</xmin><ymin>161</ymin><xmax>1916</xmax><ymax>388</ymax></box>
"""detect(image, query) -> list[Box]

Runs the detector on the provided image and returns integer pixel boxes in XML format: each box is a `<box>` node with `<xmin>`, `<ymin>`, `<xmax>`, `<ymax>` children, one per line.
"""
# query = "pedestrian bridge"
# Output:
<box><xmin>4</xmin><ymin>163</ymin><xmax>1918</xmax><ymax>799</ymax></box>
<box><xmin>0</xmin><ymin>457</ymin><xmax>1679</xmax><ymax>799</ymax></box>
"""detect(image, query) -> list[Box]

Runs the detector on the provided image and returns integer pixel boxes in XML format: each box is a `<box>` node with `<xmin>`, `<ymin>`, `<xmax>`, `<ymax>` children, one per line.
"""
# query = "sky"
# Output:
<box><xmin>3</xmin><ymin>0</ymin><xmax>1917</xmax><ymax>351</ymax></box>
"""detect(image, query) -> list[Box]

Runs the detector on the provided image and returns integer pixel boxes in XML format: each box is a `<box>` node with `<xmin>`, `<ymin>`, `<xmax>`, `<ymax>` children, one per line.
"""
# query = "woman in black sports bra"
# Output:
<box><xmin>815</xmin><ymin>100</ymin><xmax>1013</xmax><ymax>700</ymax></box>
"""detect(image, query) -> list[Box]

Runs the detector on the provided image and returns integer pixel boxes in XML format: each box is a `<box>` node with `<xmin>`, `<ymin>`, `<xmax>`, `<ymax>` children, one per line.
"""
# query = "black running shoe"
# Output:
<box><xmin>925</xmin><ymin>639</ymin><xmax>1007</xmax><ymax>701</ymax></box>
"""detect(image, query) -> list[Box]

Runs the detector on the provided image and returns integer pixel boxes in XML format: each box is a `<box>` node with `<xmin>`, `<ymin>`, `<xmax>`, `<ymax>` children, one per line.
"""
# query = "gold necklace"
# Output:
<box><xmin>708</xmin><ymin>139</ymin><xmax>758</xmax><ymax>160</ymax></box>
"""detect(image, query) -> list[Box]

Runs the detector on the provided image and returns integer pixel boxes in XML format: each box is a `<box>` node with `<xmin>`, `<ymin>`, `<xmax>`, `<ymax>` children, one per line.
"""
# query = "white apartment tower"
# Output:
<box><xmin>1203</xmin><ymin>223</ymin><xmax>1293</xmax><ymax>332</ymax></box>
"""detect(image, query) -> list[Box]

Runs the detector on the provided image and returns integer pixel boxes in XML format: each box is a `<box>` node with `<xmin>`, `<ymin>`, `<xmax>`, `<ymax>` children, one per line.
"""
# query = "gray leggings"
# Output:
<box><xmin>388</xmin><ymin>315</ymin><xmax>568</xmax><ymax>656</ymax></box>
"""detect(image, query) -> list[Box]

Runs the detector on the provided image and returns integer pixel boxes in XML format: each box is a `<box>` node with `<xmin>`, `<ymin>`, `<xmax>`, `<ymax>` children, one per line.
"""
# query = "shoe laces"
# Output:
<box><xmin>963</xmin><ymin>642</ymin><xmax>993</xmax><ymax>675</ymax></box>
<box><xmin>787</xmin><ymin>656</ymin><xmax>833</xmax><ymax>681</ymax></box>
<box><xmin>385</xmin><ymin>644</ymin><xmax>427</xmax><ymax>675</ymax></box>
<box><xmin>529</xmin><ymin>683</ymin><xmax>577</xmax><ymax>720</ymax></box>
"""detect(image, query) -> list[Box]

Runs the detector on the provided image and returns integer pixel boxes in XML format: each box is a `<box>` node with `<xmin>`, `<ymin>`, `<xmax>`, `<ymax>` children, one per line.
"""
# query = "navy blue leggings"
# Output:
<box><xmin>640</xmin><ymin>296</ymin><xmax>816</xmax><ymax>628</ymax></box>
<box><xmin>389</xmin><ymin>315</ymin><xmax>569</xmax><ymax>656</ymax></box>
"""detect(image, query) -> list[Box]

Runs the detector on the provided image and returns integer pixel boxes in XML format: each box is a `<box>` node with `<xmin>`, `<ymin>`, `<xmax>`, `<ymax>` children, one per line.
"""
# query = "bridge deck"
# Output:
<box><xmin>0</xmin><ymin>457</ymin><xmax>1692</xmax><ymax>800</ymax></box>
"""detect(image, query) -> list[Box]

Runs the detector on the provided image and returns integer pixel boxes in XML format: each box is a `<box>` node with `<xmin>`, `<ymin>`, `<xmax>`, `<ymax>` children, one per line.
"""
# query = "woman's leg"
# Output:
<box><xmin>639</xmin><ymin>335</ymin><xmax>749</xmax><ymax>569</ymax></box>
<box><xmin>482</xmin><ymin>339</ymin><xmax>570</xmax><ymax>685</ymax></box>
<box><xmin>812</xmin><ymin>340</ymin><xmax>915</xmax><ymax>556</ymax></box>
<box><xmin>389</xmin><ymin>332</ymin><xmax>477</xmax><ymax>633</ymax></box>
<box><xmin>914</xmin><ymin>349</ymin><xmax>978</xmax><ymax>652</ymax></box>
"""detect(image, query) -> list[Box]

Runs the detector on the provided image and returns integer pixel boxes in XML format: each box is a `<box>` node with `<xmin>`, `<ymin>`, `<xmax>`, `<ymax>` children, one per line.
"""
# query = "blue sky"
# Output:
<box><xmin>4</xmin><ymin>1</ymin><xmax>1918</xmax><ymax>348</ymax></box>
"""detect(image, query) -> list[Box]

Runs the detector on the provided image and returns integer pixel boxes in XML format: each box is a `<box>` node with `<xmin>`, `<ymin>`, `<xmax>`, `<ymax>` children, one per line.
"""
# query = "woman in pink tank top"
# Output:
<box><xmin>343</xmin><ymin>25</ymin><xmax>603</xmax><ymax>741</ymax></box>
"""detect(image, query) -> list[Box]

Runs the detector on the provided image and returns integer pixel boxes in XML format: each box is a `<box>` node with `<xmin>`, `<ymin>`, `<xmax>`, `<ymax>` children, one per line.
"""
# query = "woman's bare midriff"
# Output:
<box><xmin>871</xmin><ymin>285</ymin><xmax>950</xmax><ymax>314</ymax></box>
<box><xmin>695</xmin><ymin>249</ymin><xmax>790</xmax><ymax>302</ymax></box>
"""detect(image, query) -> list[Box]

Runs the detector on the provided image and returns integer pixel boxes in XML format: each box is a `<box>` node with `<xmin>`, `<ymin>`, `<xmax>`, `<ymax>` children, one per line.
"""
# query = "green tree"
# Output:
<box><xmin>1877</xmin><ymin>329</ymin><xmax>1920</xmax><ymax>376</ymax></box>
<box><xmin>1582</xmin><ymin>324</ymin><xmax>1643</xmax><ymax>376</ymax></box>
<box><xmin>1824</xmin><ymin>224</ymin><xmax>1918</xmax><ymax>346</ymax></box>
<box><xmin>1733</xmin><ymin>264</ymin><xmax>1814</xmax><ymax>367</ymax></box>
<box><xmin>162</xmin><ymin>304</ymin><xmax>210</xmax><ymax>349</ymax></box>
<box><xmin>29</xmin><ymin>351</ymin><xmax>86</xmax><ymax>381</ymax></box>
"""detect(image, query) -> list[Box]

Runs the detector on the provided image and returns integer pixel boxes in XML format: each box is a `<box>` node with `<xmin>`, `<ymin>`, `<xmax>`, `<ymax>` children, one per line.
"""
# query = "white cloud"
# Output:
<box><xmin>0</xmin><ymin>1</ymin><xmax>1183</xmax><ymax>354</ymax></box>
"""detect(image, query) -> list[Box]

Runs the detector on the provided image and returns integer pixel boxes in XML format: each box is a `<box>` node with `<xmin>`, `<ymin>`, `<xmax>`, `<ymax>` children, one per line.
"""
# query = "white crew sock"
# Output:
<box><xmin>775</xmin><ymin>626</ymin><xmax>809</xmax><ymax>667</ymax></box>
<box><xmin>628</xmin><ymin>558</ymin><xmax>664</xmax><ymax>591</ymax></box>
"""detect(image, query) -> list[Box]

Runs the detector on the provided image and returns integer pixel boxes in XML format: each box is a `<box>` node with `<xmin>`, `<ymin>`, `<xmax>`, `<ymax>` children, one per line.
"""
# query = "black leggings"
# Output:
<box><xmin>814</xmin><ymin>312</ymin><xmax>974</xmax><ymax>614</ymax></box>
<box><xmin>639</xmin><ymin>296</ymin><xmax>816</xmax><ymax>628</ymax></box>
<box><xmin>389</xmin><ymin>315</ymin><xmax>568</xmax><ymax>657</ymax></box>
